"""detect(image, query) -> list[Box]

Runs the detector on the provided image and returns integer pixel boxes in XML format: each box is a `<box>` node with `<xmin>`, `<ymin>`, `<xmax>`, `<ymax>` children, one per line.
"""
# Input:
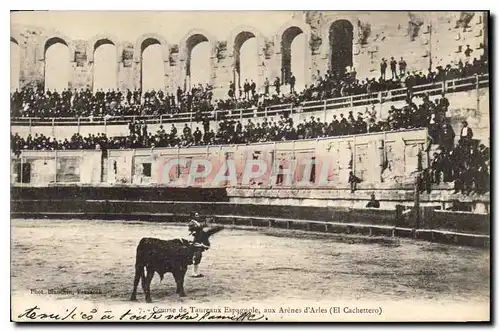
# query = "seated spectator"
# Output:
<box><xmin>446</xmin><ymin>199</ymin><xmax>472</xmax><ymax>212</ymax></box>
<box><xmin>366</xmin><ymin>194</ymin><xmax>380</xmax><ymax>208</ymax></box>
<box><xmin>348</xmin><ymin>171</ymin><xmax>362</xmax><ymax>193</ymax></box>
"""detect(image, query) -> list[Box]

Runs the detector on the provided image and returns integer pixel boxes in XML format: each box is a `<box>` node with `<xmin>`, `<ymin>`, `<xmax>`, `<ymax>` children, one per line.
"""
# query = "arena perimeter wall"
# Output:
<box><xmin>10</xmin><ymin>186</ymin><xmax>490</xmax><ymax>248</ymax></box>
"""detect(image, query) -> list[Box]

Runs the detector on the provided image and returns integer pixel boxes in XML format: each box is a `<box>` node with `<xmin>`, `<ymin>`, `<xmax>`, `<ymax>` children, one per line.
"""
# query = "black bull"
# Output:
<box><xmin>130</xmin><ymin>226</ymin><xmax>224</xmax><ymax>303</ymax></box>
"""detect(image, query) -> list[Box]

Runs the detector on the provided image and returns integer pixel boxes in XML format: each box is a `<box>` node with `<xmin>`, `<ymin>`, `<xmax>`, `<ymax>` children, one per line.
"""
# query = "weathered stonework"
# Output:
<box><xmin>11</xmin><ymin>11</ymin><xmax>487</xmax><ymax>97</ymax></box>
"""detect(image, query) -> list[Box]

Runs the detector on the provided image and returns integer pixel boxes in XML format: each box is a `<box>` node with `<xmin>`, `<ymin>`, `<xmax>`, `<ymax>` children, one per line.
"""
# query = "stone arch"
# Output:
<box><xmin>38</xmin><ymin>33</ymin><xmax>75</xmax><ymax>61</ymax></box>
<box><xmin>88</xmin><ymin>36</ymin><xmax>120</xmax><ymax>91</ymax></box>
<box><xmin>227</xmin><ymin>25</ymin><xmax>266</xmax><ymax>59</ymax></box>
<box><xmin>274</xmin><ymin>19</ymin><xmax>312</xmax><ymax>54</ymax></box>
<box><xmin>87</xmin><ymin>35</ymin><xmax>122</xmax><ymax>63</ymax></box>
<box><xmin>321</xmin><ymin>16</ymin><xmax>358</xmax><ymax>58</ymax></box>
<box><xmin>43</xmin><ymin>36</ymin><xmax>72</xmax><ymax>91</ymax></box>
<box><xmin>133</xmin><ymin>33</ymin><xmax>169</xmax><ymax>63</ymax></box>
<box><xmin>179</xmin><ymin>28</ymin><xmax>217</xmax><ymax>62</ymax></box>
<box><xmin>10</xmin><ymin>28</ymin><xmax>23</xmax><ymax>44</ymax></box>
<box><xmin>227</xmin><ymin>26</ymin><xmax>266</xmax><ymax>93</ymax></box>
<box><xmin>274</xmin><ymin>20</ymin><xmax>312</xmax><ymax>86</ymax></box>
<box><xmin>178</xmin><ymin>29</ymin><xmax>216</xmax><ymax>88</ymax></box>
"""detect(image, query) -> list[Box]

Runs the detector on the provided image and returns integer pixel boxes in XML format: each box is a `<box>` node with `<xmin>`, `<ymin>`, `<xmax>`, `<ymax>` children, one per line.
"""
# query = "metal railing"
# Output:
<box><xmin>11</xmin><ymin>74</ymin><xmax>489</xmax><ymax>129</ymax></box>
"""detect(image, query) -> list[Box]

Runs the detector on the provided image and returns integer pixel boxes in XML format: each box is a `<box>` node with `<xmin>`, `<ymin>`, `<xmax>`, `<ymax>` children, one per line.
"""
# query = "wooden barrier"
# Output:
<box><xmin>11</xmin><ymin>198</ymin><xmax>490</xmax><ymax>248</ymax></box>
<box><xmin>11</xmin><ymin>186</ymin><xmax>229</xmax><ymax>202</ymax></box>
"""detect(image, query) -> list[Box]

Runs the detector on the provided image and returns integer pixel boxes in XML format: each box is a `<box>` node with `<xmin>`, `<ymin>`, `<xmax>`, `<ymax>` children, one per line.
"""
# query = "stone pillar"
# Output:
<box><xmin>162</xmin><ymin>59</ymin><xmax>170</xmax><ymax>93</ymax></box>
<box><xmin>36</xmin><ymin>45</ymin><xmax>46</xmax><ymax>90</ymax></box>
<box><xmin>177</xmin><ymin>58</ymin><xmax>187</xmax><ymax>92</ymax></box>
<box><xmin>213</xmin><ymin>53</ymin><xmax>233</xmax><ymax>100</ymax></box>
<box><xmin>132</xmin><ymin>59</ymin><xmax>141</xmax><ymax>90</ymax></box>
<box><xmin>209</xmin><ymin>54</ymin><xmax>217</xmax><ymax>90</ymax></box>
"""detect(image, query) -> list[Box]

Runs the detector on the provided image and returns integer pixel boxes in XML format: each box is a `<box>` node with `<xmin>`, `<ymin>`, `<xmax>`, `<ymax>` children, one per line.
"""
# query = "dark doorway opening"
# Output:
<box><xmin>281</xmin><ymin>26</ymin><xmax>303</xmax><ymax>85</ymax></box>
<box><xmin>16</xmin><ymin>163</ymin><xmax>31</xmax><ymax>183</ymax></box>
<box><xmin>329</xmin><ymin>20</ymin><xmax>354</xmax><ymax>76</ymax></box>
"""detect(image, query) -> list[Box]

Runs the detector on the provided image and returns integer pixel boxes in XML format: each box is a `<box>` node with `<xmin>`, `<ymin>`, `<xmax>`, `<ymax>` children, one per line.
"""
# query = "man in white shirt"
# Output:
<box><xmin>459</xmin><ymin>120</ymin><xmax>473</xmax><ymax>148</ymax></box>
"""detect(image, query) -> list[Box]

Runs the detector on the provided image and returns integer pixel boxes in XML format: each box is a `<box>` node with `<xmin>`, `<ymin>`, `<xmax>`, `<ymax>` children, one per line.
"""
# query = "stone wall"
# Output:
<box><xmin>11</xmin><ymin>11</ymin><xmax>488</xmax><ymax>99</ymax></box>
<box><xmin>10</xmin><ymin>150</ymin><xmax>102</xmax><ymax>185</ymax></box>
<box><xmin>11</xmin><ymin>128</ymin><xmax>428</xmax><ymax>188</ymax></box>
<box><xmin>226</xmin><ymin>187</ymin><xmax>490</xmax><ymax>214</ymax></box>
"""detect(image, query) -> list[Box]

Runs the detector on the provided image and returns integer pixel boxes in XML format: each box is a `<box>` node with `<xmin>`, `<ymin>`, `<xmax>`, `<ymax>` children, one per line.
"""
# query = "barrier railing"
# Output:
<box><xmin>11</xmin><ymin>74</ymin><xmax>489</xmax><ymax>129</ymax></box>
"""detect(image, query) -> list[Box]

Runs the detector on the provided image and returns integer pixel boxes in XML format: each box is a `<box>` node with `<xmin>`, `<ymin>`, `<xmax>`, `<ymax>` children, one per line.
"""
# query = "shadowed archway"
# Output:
<box><xmin>329</xmin><ymin>20</ymin><xmax>354</xmax><ymax>75</ymax></box>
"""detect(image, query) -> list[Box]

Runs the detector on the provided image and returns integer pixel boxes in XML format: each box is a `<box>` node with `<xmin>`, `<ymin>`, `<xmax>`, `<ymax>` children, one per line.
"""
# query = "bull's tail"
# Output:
<box><xmin>130</xmin><ymin>240</ymin><xmax>148</xmax><ymax>301</ymax></box>
<box><xmin>137</xmin><ymin>264</ymin><xmax>147</xmax><ymax>292</ymax></box>
<box><xmin>130</xmin><ymin>263</ymin><xmax>145</xmax><ymax>301</ymax></box>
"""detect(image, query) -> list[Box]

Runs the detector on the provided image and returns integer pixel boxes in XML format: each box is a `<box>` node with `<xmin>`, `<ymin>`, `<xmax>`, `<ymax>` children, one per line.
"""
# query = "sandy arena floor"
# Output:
<box><xmin>11</xmin><ymin>219</ymin><xmax>490</xmax><ymax>322</ymax></box>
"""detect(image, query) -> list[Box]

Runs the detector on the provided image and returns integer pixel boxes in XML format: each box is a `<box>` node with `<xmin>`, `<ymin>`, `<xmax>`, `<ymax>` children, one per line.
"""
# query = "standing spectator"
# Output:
<box><xmin>380</xmin><ymin>58</ymin><xmax>387</xmax><ymax>80</ymax></box>
<box><xmin>430</xmin><ymin>152</ymin><xmax>443</xmax><ymax>184</ymax></box>
<box><xmin>176</xmin><ymin>87</ymin><xmax>183</xmax><ymax>105</ymax></box>
<box><xmin>478</xmin><ymin>144</ymin><xmax>490</xmax><ymax>166</ymax></box>
<box><xmin>193</xmin><ymin>127</ymin><xmax>202</xmax><ymax>145</ymax></box>
<box><xmin>398</xmin><ymin>57</ymin><xmax>407</xmax><ymax>77</ymax></box>
<box><xmin>475</xmin><ymin>165</ymin><xmax>490</xmax><ymax>195</ymax></box>
<box><xmin>418</xmin><ymin>168</ymin><xmax>433</xmax><ymax>194</ymax></box>
<box><xmin>202</xmin><ymin>116</ymin><xmax>210</xmax><ymax>133</ymax></box>
<box><xmin>289</xmin><ymin>73</ymin><xmax>296</xmax><ymax>93</ymax></box>
<box><xmin>440</xmin><ymin>123</ymin><xmax>455</xmax><ymax>152</ymax></box>
<box><xmin>243</xmin><ymin>79</ymin><xmax>250</xmax><ymax>99</ymax></box>
<box><xmin>464</xmin><ymin>45</ymin><xmax>473</xmax><ymax>62</ymax></box>
<box><xmin>127</xmin><ymin>89</ymin><xmax>132</xmax><ymax>105</ymax></box>
<box><xmin>390</xmin><ymin>57</ymin><xmax>398</xmax><ymax>79</ymax></box>
<box><xmin>229</xmin><ymin>81</ymin><xmax>235</xmax><ymax>100</ymax></box>
<box><xmin>274</xmin><ymin>77</ymin><xmax>281</xmax><ymax>95</ymax></box>
<box><xmin>276</xmin><ymin>165</ymin><xmax>284</xmax><ymax>185</ymax></box>
<box><xmin>128</xmin><ymin>120</ymin><xmax>136</xmax><ymax>136</ymax></box>
<box><xmin>459</xmin><ymin>120</ymin><xmax>473</xmax><ymax>148</ymax></box>
<box><xmin>427</xmin><ymin>114</ymin><xmax>440</xmax><ymax>144</ymax></box>
<box><xmin>250</xmin><ymin>80</ymin><xmax>256</xmax><ymax>98</ymax></box>
<box><xmin>339</xmin><ymin>113</ymin><xmax>348</xmax><ymax>135</ymax></box>
<box><xmin>263</xmin><ymin>77</ymin><xmax>270</xmax><ymax>96</ymax></box>
<box><xmin>183</xmin><ymin>124</ymin><xmax>191</xmax><ymax>138</ymax></box>
<box><xmin>438</xmin><ymin>93</ymin><xmax>450</xmax><ymax>115</ymax></box>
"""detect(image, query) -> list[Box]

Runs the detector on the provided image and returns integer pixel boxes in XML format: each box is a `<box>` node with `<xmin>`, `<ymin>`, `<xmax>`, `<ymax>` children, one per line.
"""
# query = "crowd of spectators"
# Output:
<box><xmin>8</xmin><ymin>91</ymin><xmax>469</xmax><ymax>149</ymax></box>
<box><xmin>11</xmin><ymin>56</ymin><xmax>488</xmax><ymax>120</ymax></box>
<box><xmin>420</xmin><ymin>120</ymin><xmax>490</xmax><ymax>196</ymax></box>
<box><xmin>10</xmin><ymin>84</ymin><xmax>216</xmax><ymax>119</ymax></box>
<box><xmin>9</xmin><ymin>92</ymin><xmax>450</xmax><ymax>150</ymax></box>
<box><xmin>11</xmin><ymin>87</ymin><xmax>490</xmax><ymax>196</ymax></box>
<box><xmin>10</xmin><ymin>52</ymin><xmax>490</xmax><ymax>196</ymax></box>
